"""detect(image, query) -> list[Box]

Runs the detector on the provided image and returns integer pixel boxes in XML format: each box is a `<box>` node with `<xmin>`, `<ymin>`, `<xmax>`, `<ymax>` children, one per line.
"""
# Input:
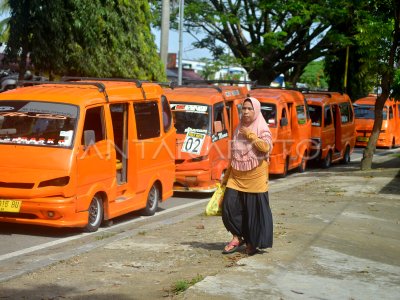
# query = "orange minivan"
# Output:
<box><xmin>164</xmin><ymin>85</ymin><xmax>248</xmax><ymax>192</ymax></box>
<box><xmin>249</xmin><ymin>88</ymin><xmax>312</xmax><ymax>177</ymax></box>
<box><xmin>354</xmin><ymin>95</ymin><xmax>400</xmax><ymax>148</ymax></box>
<box><xmin>0</xmin><ymin>78</ymin><xmax>175</xmax><ymax>231</ymax></box>
<box><xmin>304</xmin><ymin>92</ymin><xmax>356</xmax><ymax>167</ymax></box>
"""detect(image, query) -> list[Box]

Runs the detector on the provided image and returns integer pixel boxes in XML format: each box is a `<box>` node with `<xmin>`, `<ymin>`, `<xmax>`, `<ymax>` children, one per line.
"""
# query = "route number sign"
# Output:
<box><xmin>181</xmin><ymin>131</ymin><xmax>206</xmax><ymax>155</ymax></box>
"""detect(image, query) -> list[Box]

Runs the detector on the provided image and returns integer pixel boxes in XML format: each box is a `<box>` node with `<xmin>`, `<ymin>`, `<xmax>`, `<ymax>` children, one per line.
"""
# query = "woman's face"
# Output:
<box><xmin>241</xmin><ymin>100</ymin><xmax>255</xmax><ymax>126</ymax></box>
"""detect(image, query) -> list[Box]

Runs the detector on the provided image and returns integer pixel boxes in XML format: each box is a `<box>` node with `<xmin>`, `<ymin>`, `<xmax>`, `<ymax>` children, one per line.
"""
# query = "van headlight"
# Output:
<box><xmin>38</xmin><ymin>176</ymin><xmax>70</xmax><ymax>188</ymax></box>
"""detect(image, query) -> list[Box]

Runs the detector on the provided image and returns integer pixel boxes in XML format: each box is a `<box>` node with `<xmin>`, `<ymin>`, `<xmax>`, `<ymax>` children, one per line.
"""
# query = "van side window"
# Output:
<box><xmin>281</xmin><ymin>108</ymin><xmax>288</xmax><ymax>126</ymax></box>
<box><xmin>134</xmin><ymin>102</ymin><xmax>160</xmax><ymax>139</ymax></box>
<box><xmin>161</xmin><ymin>95</ymin><xmax>172</xmax><ymax>132</ymax></box>
<box><xmin>213</xmin><ymin>102</ymin><xmax>226</xmax><ymax>132</ymax></box>
<box><xmin>398</xmin><ymin>104</ymin><xmax>400</xmax><ymax>118</ymax></box>
<box><xmin>389</xmin><ymin>106</ymin><xmax>393</xmax><ymax>119</ymax></box>
<box><xmin>296</xmin><ymin>105</ymin><xmax>307</xmax><ymax>125</ymax></box>
<box><xmin>324</xmin><ymin>106</ymin><xmax>332</xmax><ymax>126</ymax></box>
<box><xmin>339</xmin><ymin>103</ymin><xmax>351</xmax><ymax>123</ymax></box>
<box><xmin>82</xmin><ymin>106</ymin><xmax>105</xmax><ymax>144</ymax></box>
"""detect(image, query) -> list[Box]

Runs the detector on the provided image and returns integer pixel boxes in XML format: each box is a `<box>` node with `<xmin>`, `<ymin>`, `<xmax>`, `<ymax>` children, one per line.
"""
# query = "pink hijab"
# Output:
<box><xmin>231</xmin><ymin>97</ymin><xmax>273</xmax><ymax>171</ymax></box>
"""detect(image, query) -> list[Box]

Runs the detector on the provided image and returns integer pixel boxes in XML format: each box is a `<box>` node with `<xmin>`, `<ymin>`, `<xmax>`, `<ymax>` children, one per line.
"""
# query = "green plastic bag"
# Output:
<box><xmin>205</xmin><ymin>183</ymin><xmax>226</xmax><ymax>216</ymax></box>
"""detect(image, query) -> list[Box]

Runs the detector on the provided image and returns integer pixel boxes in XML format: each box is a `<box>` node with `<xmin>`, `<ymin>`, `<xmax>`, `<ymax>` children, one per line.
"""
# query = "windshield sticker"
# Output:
<box><xmin>0</xmin><ymin>112</ymin><xmax>67</xmax><ymax>120</ymax></box>
<box><xmin>181</xmin><ymin>130</ymin><xmax>206</xmax><ymax>155</ymax></box>
<box><xmin>224</xmin><ymin>90</ymin><xmax>240</xmax><ymax>97</ymax></box>
<box><xmin>0</xmin><ymin>106</ymin><xmax>14</xmax><ymax>111</ymax></box>
<box><xmin>170</xmin><ymin>104</ymin><xmax>208</xmax><ymax>114</ymax></box>
<box><xmin>212</xmin><ymin>130</ymin><xmax>229</xmax><ymax>142</ymax></box>
<box><xmin>18</xmin><ymin>102</ymin><xmax>78</xmax><ymax>117</ymax></box>
<box><xmin>184</xmin><ymin>127</ymin><xmax>208</xmax><ymax>133</ymax></box>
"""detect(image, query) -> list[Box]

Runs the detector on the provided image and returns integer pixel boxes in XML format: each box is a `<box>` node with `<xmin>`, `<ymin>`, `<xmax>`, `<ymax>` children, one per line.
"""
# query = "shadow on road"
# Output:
<box><xmin>0</xmin><ymin>284</ymin><xmax>133</xmax><ymax>300</ymax></box>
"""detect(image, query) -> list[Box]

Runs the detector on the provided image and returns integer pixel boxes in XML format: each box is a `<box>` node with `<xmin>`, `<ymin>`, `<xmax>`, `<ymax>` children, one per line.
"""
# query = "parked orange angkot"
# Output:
<box><xmin>164</xmin><ymin>85</ymin><xmax>248</xmax><ymax>192</ymax></box>
<box><xmin>304</xmin><ymin>91</ymin><xmax>356</xmax><ymax>167</ymax></box>
<box><xmin>249</xmin><ymin>88</ymin><xmax>312</xmax><ymax>177</ymax></box>
<box><xmin>354</xmin><ymin>95</ymin><xmax>400</xmax><ymax>148</ymax></box>
<box><xmin>0</xmin><ymin>78</ymin><xmax>175</xmax><ymax>231</ymax></box>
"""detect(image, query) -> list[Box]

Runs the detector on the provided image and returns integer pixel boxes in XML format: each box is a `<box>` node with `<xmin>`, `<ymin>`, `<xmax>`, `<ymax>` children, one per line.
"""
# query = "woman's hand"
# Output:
<box><xmin>239</xmin><ymin>127</ymin><xmax>251</xmax><ymax>137</ymax></box>
<box><xmin>239</xmin><ymin>127</ymin><xmax>256</xmax><ymax>141</ymax></box>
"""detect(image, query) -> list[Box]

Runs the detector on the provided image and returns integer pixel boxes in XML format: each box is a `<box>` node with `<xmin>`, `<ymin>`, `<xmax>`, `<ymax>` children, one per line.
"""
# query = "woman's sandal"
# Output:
<box><xmin>246</xmin><ymin>244</ymin><xmax>258</xmax><ymax>256</ymax></box>
<box><xmin>222</xmin><ymin>239</ymin><xmax>244</xmax><ymax>254</ymax></box>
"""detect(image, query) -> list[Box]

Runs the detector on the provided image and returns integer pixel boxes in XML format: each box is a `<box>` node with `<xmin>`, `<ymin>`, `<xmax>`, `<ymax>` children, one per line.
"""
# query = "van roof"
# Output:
<box><xmin>164</xmin><ymin>85</ymin><xmax>248</xmax><ymax>105</ymax></box>
<box><xmin>0</xmin><ymin>80</ymin><xmax>163</xmax><ymax>107</ymax></box>
<box><xmin>304</xmin><ymin>91</ymin><xmax>350</xmax><ymax>106</ymax></box>
<box><xmin>249</xmin><ymin>88</ymin><xmax>305</xmax><ymax>104</ymax></box>
<box><xmin>354</xmin><ymin>95</ymin><xmax>394</xmax><ymax>106</ymax></box>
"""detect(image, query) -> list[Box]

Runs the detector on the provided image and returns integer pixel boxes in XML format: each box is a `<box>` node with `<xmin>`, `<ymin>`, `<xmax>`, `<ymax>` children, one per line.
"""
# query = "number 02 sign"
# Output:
<box><xmin>181</xmin><ymin>131</ymin><xmax>206</xmax><ymax>155</ymax></box>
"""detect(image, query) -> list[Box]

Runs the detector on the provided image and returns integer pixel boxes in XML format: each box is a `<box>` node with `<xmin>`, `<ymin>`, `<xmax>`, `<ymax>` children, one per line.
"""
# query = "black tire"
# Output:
<box><xmin>279</xmin><ymin>157</ymin><xmax>289</xmax><ymax>178</ymax></box>
<box><xmin>298</xmin><ymin>152</ymin><xmax>307</xmax><ymax>173</ymax></box>
<box><xmin>142</xmin><ymin>183</ymin><xmax>159</xmax><ymax>216</ymax></box>
<box><xmin>321</xmin><ymin>151</ymin><xmax>332</xmax><ymax>169</ymax></box>
<box><xmin>341</xmin><ymin>146</ymin><xmax>351</xmax><ymax>164</ymax></box>
<box><xmin>83</xmin><ymin>195</ymin><xmax>103</xmax><ymax>232</ymax></box>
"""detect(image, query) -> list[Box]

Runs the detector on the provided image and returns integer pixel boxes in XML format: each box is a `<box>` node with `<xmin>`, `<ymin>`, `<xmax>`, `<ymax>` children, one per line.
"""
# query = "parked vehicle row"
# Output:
<box><xmin>0</xmin><ymin>78</ymin><xmax>396</xmax><ymax>232</ymax></box>
<box><xmin>353</xmin><ymin>95</ymin><xmax>400</xmax><ymax>148</ymax></box>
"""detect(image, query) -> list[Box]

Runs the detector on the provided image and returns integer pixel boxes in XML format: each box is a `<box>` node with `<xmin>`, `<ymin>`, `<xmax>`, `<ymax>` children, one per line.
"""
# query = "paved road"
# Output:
<box><xmin>0</xmin><ymin>147</ymin><xmax>397</xmax><ymax>276</ymax></box>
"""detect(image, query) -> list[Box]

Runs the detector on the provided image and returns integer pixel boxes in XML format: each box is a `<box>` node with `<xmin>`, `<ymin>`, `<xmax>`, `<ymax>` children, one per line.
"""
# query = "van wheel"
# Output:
<box><xmin>83</xmin><ymin>195</ymin><xmax>103</xmax><ymax>232</ymax></box>
<box><xmin>298</xmin><ymin>152</ymin><xmax>307</xmax><ymax>173</ymax></box>
<box><xmin>341</xmin><ymin>146</ymin><xmax>351</xmax><ymax>164</ymax></box>
<box><xmin>321</xmin><ymin>151</ymin><xmax>332</xmax><ymax>169</ymax></box>
<box><xmin>142</xmin><ymin>184</ymin><xmax>159</xmax><ymax>216</ymax></box>
<box><xmin>279</xmin><ymin>157</ymin><xmax>289</xmax><ymax>178</ymax></box>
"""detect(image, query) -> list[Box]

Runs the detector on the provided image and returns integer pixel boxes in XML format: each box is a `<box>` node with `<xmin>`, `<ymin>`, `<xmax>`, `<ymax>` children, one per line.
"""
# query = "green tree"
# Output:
<box><xmin>0</xmin><ymin>0</ymin><xmax>10</xmax><ymax>45</ymax></box>
<box><xmin>299</xmin><ymin>60</ymin><xmax>328</xmax><ymax>90</ymax></box>
<box><xmin>151</xmin><ymin>0</ymin><xmax>351</xmax><ymax>85</ymax></box>
<box><xmin>358</xmin><ymin>0</ymin><xmax>400</xmax><ymax>170</ymax></box>
<box><xmin>5</xmin><ymin>0</ymin><xmax>165</xmax><ymax>80</ymax></box>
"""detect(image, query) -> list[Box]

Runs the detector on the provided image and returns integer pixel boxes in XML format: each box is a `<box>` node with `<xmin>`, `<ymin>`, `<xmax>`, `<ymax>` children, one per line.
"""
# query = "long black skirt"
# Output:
<box><xmin>222</xmin><ymin>187</ymin><xmax>273</xmax><ymax>249</ymax></box>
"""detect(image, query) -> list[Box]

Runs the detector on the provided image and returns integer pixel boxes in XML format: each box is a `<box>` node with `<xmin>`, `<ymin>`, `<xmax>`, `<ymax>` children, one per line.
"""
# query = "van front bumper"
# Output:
<box><xmin>174</xmin><ymin>169</ymin><xmax>217</xmax><ymax>192</ymax></box>
<box><xmin>0</xmin><ymin>196</ymin><xmax>88</xmax><ymax>228</ymax></box>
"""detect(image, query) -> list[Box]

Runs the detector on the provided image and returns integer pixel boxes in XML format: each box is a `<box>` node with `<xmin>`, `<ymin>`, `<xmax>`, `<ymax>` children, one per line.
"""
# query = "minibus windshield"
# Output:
<box><xmin>260</xmin><ymin>103</ymin><xmax>277</xmax><ymax>127</ymax></box>
<box><xmin>170</xmin><ymin>102</ymin><xmax>211</xmax><ymax>135</ymax></box>
<box><xmin>354</xmin><ymin>104</ymin><xmax>387</xmax><ymax>120</ymax></box>
<box><xmin>0</xmin><ymin>101</ymin><xmax>78</xmax><ymax>147</ymax></box>
<box><xmin>309</xmin><ymin>105</ymin><xmax>322</xmax><ymax>127</ymax></box>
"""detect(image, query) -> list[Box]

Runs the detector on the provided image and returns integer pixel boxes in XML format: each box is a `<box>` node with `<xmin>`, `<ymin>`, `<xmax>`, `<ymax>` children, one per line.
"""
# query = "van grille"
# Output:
<box><xmin>175</xmin><ymin>159</ymin><xmax>185</xmax><ymax>164</ymax></box>
<box><xmin>0</xmin><ymin>182</ymin><xmax>34</xmax><ymax>189</ymax></box>
<box><xmin>0</xmin><ymin>212</ymin><xmax>37</xmax><ymax>219</ymax></box>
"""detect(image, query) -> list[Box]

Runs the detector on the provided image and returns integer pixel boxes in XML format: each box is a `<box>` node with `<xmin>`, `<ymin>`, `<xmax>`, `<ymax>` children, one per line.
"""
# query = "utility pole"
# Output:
<box><xmin>178</xmin><ymin>0</ymin><xmax>184</xmax><ymax>85</ymax></box>
<box><xmin>160</xmin><ymin>0</ymin><xmax>170</xmax><ymax>74</ymax></box>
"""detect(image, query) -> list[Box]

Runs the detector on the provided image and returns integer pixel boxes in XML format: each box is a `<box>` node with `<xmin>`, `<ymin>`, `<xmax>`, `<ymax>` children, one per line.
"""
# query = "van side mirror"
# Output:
<box><xmin>83</xmin><ymin>130</ymin><xmax>96</xmax><ymax>147</ymax></box>
<box><xmin>213</xmin><ymin>120</ymin><xmax>223</xmax><ymax>133</ymax></box>
<box><xmin>280</xmin><ymin>118</ymin><xmax>288</xmax><ymax>127</ymax></box>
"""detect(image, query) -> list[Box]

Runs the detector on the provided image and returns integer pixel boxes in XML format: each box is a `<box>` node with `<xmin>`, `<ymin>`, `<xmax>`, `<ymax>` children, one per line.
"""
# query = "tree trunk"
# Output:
<box><xmin>360</xmin><ymin>97</ymin><xmax>385</xmax><ymax>170</ymax></box>
<box><xmin>360</xmin><ymin>4</ymin><xmax>399</xmax><ymax>170</ymax></box>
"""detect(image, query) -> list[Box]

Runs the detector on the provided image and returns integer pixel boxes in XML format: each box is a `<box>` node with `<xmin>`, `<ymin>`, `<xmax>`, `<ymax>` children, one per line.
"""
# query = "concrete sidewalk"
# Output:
<box><xmin>183</xmin><ymin>154</ymin><xmax>400</xmax><ymax>299</ymax></box>
<box><xmin>0</xmin><ymin>152</ymin><xmax>399</xmax><ymax>300</ymax></box>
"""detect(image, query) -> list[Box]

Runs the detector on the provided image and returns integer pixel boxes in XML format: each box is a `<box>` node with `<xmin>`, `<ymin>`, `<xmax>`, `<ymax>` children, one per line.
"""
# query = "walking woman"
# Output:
<box><xmin>221</xmin><ymin>97</ymin><xmax>273</xmax><ymax>255</ymax></box>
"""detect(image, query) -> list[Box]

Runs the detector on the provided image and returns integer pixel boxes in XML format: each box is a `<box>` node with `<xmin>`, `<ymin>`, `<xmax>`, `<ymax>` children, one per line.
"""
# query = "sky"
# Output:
<box><xmin>152</xmin><ymin>29</ymin><xmax>213</xmax><ymax>61</ymax></box>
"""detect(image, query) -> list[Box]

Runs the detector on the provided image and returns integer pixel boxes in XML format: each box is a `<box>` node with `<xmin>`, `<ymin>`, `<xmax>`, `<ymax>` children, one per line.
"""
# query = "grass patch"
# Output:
<box><xmin>95</xmin><ymin>232</ymin><xmax>115</xmax><ymax>240</ymax></box>
<box><xmin>172</xmin><ymin>274</ymin><xmax>204</xmax><ymax>294</ymax></box>
<box><xmin>325</xmin><ymin>186</ymin><xmax>346</xmax><ymax>193</ymax></box>
<box><xmin>138</xmin><ymin>230</ymin><xmax>146</xmax><ymax>236</ymax></box>
<box><xmin>392</xmin><ymin>153</ymin><xmax>400</xmax><ymax>158</ymax></box>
